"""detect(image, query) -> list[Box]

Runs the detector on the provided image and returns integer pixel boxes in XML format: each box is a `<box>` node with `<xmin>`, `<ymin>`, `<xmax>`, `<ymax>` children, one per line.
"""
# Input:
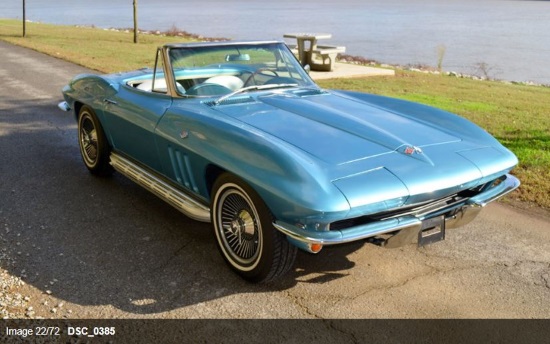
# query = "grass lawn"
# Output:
<box><xmin>0</xmin><ymin>19</ymin><xmax>195</xmax><ymax>72</ymax></box>
<box><xmin>1</xmin><ymin>19</ymin><xmax>549</xmax><ymax>209</ymax></box>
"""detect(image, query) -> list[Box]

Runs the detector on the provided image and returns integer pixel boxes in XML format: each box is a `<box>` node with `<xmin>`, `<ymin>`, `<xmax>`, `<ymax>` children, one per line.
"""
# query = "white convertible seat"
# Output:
<box><xmin>137</xmin><ymin>78</ymin><xmax>166</xmax><ymax>92</ymax></box>
<box><xmin>204</xmin><ymin>75</ymin><xmax>244</xmax><ymax>91</ymax></box>
<box><xmin>136</xmin><ymin>78</ymin><xmax>185</xmax><ymax>93</ymax></box>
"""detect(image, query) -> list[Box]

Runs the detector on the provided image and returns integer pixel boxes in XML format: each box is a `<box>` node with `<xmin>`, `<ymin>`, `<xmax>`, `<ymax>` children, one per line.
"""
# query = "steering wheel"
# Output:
<box><xmin>243</xmin><ymin>68</ymin><xmax>279</xmax><ymax>87</ymax></box>
<box><xmin>186</xmin><ymin>83</ymin><xmax>232</xmax><ymax>96</ymax></box>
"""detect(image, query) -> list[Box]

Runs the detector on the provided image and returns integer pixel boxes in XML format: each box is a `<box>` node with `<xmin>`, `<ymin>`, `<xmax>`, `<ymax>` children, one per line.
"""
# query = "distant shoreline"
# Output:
<box><xmin>5</xmin><ymin>19</ymin><xmax>550</xmax><ymax>88</ymax></box>
<box><xmin>338</xmin><ymin>53</ymin><xmax>549</xmax><ymax>88</ymax></box>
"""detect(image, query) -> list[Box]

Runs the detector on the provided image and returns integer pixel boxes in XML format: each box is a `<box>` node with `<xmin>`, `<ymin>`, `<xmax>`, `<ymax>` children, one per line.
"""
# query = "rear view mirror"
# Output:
<box><xmin>225</xmin><ymin>54</ymin><xmax>250</xmax><ymax>62</ymax></box>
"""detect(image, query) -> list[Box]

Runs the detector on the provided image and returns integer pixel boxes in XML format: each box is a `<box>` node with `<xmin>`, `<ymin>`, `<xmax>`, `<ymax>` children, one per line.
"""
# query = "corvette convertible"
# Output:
<box><xmin>59</xmin><ymin>41</ymin><xmax>519</xmax><ymax>283</ymax></box>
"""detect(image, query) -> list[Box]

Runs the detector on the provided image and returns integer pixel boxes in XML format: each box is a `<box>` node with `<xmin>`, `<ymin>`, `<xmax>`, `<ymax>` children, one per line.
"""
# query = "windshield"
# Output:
<box><xmin>167</xmin><ymin>42</ymin><xmax>317</xmax><ymax>97</ymax></box>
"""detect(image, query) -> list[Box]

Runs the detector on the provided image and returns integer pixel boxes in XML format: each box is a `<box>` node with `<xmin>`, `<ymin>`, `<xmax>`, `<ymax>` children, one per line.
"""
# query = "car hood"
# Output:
<box><xmin>211</xmin><ymin>89</ymin><xmax>517</xmax><ymax>208</ymax></box>
<box><xmin>216</xmin><ymin>90</ymin><xmax>461</xmax><ymax>165</ymax></box>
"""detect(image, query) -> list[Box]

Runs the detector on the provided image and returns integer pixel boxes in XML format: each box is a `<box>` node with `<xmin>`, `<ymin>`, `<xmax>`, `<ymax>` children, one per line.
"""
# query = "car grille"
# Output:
<box><xmin>330</xmin><ymin>181</ymin><xmax>491</xmax><ymax>231</ymax></box>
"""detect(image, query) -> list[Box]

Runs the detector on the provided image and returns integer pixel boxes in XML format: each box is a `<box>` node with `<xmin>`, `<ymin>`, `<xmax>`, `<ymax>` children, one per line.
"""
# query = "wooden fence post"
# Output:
<box><xmin>133</xmin><ymin>0</ymin><xmax>138</xmax><ymax>43</ymax></box>
<box><xmin>22</xmin><ymin>0</ymin><xmax>26</xmax><ymax>37</ymax></box>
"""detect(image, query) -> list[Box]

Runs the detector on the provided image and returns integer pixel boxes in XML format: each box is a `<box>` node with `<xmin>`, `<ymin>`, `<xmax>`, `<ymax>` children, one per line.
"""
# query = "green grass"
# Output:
<box><xmin>1</xmin><ymin>19</ymin><xmax>549</xmax><ymax>209</ymax></box>
<box><xmin>0</xmin><ymin>19</ymin><xmax>196</xmax><ymax>72</ymax></box>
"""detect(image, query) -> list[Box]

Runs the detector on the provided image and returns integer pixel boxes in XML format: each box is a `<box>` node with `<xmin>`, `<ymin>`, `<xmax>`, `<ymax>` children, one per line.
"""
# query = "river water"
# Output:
<box><xmin>2</xmin><ymin>0</ymin><xmax>549</xmax><ymax>84</ymax></box>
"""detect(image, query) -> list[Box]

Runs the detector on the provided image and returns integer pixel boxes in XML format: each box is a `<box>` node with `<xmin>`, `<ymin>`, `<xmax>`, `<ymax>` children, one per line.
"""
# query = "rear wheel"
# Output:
<box><xmin>211</xmin><ymin>173</ymin><xmax>297</xmax><ymax>283</ymax></box>
<box><xmin>77</xmin><ymin>105</ymin><xmax>113</xmax><ymax>176</ymax></box>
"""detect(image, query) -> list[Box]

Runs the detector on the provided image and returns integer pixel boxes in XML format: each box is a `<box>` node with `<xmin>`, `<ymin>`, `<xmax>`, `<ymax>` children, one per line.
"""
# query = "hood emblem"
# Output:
<box><xmin>404</xmin><ymin>146</ymin><xmax>422</xmax><ymax>155</ymax></box>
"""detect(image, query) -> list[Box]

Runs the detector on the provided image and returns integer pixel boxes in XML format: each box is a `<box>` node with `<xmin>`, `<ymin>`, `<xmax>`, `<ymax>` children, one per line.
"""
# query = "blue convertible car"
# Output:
<box><xmin>59</xmin><ymin>41</ymin><xmax>519</xmax><ymax>282</ymax></box>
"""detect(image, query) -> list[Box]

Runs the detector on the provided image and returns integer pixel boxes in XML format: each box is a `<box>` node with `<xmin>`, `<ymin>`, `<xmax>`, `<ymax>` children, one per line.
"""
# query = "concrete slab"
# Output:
<box><xmin>310</xmin><ymin>62</ymin><xmax>395</xmax><ymax>80</ymax></box>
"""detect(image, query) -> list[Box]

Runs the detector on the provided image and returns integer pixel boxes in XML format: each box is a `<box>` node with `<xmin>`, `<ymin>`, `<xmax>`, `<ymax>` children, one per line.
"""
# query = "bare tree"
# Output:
<box><xmin>133</xmin><ymin>0</ymin><xmax>138</xmax><ymax>43</ymax></box>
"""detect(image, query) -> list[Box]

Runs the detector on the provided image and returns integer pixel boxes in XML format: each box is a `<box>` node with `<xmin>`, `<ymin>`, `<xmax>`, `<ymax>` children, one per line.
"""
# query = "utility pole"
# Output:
<box><xmin>133</xmin><ymin>0</ymin><xmax>138</xmax><ymax>43</ymax></box>
<box><xmin>22</xmin><ymin>0</ymin><xmax>26</xmax><ymax>37</ymax></box>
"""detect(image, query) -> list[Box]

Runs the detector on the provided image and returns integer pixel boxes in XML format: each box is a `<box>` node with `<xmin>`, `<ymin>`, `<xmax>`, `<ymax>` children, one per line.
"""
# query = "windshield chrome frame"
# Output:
<box><xmin>163</xmin><ymin>41</ymin><xmax>318</xmax><ymax>99</ymax></box>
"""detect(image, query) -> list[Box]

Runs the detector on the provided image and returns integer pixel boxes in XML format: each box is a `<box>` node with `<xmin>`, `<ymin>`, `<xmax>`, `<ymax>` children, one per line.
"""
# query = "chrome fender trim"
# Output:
<box><xmin>274</xmin><ymin>218</ymin><xmax>423</xmax><ymax>246</ymax></box>
<box><xmin>468</xmin><ymin>174</ymin><xmax>521</xmax><ymax>207</ymax></box>
<box><xmin>110</xmin><ymin>153</ymin><xmax>211</xmax><ymax>222</ymax></box>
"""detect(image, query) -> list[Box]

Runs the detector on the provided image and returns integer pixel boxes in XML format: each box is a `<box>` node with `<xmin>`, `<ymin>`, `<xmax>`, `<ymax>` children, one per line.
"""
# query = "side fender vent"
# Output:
<box><xmin>168</xmin><ymin>146</ymin><xmax>199</xmax><ymax>193</ymax></box>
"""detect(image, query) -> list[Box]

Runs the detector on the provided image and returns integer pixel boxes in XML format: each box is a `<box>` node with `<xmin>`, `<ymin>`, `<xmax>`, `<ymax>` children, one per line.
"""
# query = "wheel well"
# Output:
<box><xmin>205</xmin><ymin>164</ymin><xmax>226</xmax><ymax>198</ymax></box>
<box><xmin>73</xmin><ymin>101</ymin><xmax>84</xmax><ymax>120</ymax></box>
<box><xmin>204</xmin><ymin>166</ymin><xmax>275</xmax><ymax>219</ymax></box>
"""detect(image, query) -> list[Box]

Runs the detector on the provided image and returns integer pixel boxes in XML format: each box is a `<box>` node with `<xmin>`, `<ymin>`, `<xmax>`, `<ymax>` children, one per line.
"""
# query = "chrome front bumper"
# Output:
<box><xmin>58</xmin><ymin>101</ymin><xmax>71</xmax><ymax>112</ymax></box>
<box><xmin>273</xmin><ymin>173</ymin><xmax>520</xmax><ymax>247</ymax></box>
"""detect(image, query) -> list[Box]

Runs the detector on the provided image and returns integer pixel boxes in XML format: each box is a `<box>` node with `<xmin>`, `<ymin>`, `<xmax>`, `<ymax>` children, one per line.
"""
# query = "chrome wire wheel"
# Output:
<box><xmin>211</xmin><ymin>173</ymin><xmax>297</xmax><ymax>283</ymax></box>
<box><xmin>77</xmin><ymin>105</ymin><xmax>113</xmax><ymax>176</ymax></box>
<box><xmin>79</xmin><ymin>111</ymin><xmax>99</xmax><ymax>168</ymax></box>
<box><xmin>215</xmin><ymin>183</ymin><xmax>263</xmax><ymax>271</ymax></box>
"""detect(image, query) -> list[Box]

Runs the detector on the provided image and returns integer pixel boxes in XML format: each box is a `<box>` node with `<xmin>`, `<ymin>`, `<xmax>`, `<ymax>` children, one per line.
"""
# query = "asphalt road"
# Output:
<box><xmin>1</xmin><ymin>40</ymin><xmax>549</xmax><ymax>326</ymax></box>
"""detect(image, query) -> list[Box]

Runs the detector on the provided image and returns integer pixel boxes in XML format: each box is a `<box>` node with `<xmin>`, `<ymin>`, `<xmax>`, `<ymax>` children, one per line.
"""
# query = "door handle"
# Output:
<box><xmin>103</xmin><ymin>98</ymin><xmax>118</xmax><ymax>105</ymax></box>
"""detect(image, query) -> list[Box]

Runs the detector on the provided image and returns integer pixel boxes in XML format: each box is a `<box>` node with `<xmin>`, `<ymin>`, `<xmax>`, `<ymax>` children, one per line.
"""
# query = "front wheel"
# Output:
<box><xmin>211</xmin><ymin>173</ymin><xmax>297</xmax><ymax>283</ymax></box>
<box><xmin>77</xmin><ymin>105</ymin><xmax>113</xmax><ymax>176</ymax></box>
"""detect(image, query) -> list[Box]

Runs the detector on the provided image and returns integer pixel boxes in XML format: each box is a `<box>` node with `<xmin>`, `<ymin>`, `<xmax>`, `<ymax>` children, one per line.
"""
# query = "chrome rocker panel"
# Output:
<box><xmin>110</xmin><ymin>153</ymin><xmax>211</xmax><ymax>223</ymax></box>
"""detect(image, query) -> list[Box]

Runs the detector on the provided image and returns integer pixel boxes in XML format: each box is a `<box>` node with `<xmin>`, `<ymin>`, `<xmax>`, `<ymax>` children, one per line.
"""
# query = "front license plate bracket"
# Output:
<box><xmin>418</xmin><ymin>215</ymin><xmax>445</xmax><ymax>246</ymax></box>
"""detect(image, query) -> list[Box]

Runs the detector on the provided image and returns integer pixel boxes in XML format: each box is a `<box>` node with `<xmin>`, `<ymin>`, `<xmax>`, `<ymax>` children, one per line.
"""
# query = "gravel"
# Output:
<box><xmin>1</xmin><ymin>219</ymin><xmax>32</xmax><ymax>319</ymax></box>
<box><xmin>1</xmin><ymin>223</ymin><xmax>72</xmax><ymax>320</ymax></box>
<box><xmin>0</xmin><ymin>252</ymin><xmax>32</xmax><ymax>319</ymax></box>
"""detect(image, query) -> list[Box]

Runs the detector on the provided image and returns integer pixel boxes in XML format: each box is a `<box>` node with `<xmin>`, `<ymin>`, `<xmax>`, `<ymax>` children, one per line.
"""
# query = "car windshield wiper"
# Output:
<box><xmin>213</xmin><ymin>83</ymin><xmax>298</xmax><ymax>106</ymax></box>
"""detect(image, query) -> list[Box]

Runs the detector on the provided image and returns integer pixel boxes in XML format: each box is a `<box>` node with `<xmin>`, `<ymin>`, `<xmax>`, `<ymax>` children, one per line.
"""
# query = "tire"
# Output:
<box><xmin>211</xmin><ymin>173</ymin><xmax>297</xmax><ymax>283</ymax></box>
<box><xmin>77</xmin><ymin>105</ymin><xmax>113</xmax><ymax>176</ymax></box>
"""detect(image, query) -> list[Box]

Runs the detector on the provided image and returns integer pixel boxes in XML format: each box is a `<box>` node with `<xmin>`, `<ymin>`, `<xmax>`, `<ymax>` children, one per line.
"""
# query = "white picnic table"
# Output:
<box><xmin>283</xmin><ymin>33</ymin><xmax>332</xmax><ymax>65</ymax></box>
<box><xmin>283</xmin><ymin>33</ymin><xmax>345</xmax><ymax>71</ymax></box>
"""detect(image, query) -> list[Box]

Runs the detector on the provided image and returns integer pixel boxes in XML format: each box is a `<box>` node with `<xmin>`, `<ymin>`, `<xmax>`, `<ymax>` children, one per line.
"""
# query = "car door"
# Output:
<box><xmin>102</xmin><ymin>86</ymin><xmax>172</xmax><ymax>172</ymax></box>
